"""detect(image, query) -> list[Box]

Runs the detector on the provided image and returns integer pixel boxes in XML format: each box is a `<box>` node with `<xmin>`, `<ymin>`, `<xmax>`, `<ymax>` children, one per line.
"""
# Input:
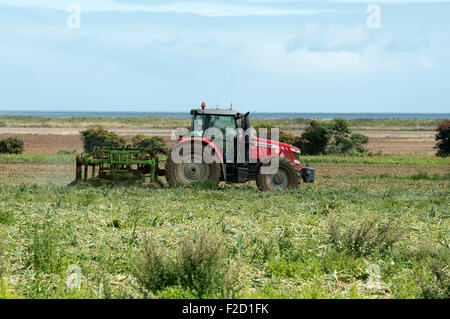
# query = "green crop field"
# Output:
<box><xmin>0</xmin><ymin>170</ymin><xmax>448</xmax><ymax>299</ymax></box>
<box><xmin>1</xmin><ymin>153</ymin><xmax>449</xmax><ymax>166</ymax></box>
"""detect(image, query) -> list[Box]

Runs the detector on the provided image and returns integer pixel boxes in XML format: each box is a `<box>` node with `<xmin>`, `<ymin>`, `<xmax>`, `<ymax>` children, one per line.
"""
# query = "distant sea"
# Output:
<box><xmin>0</xmin><ymin>111</ymin><xmax>448</xmax><ymax>119</ymax></box>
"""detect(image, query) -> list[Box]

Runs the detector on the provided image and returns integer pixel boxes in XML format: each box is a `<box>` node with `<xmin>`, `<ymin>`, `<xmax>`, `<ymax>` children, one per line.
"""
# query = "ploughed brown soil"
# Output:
<box><xmin>367</xmin><ymin>137</ymin><xmax>436</xmax><ymax>155</ymax></box>
<box><xmin>0</xmin><ymin>132</ymin><xmax>437</xmax><ymax>155</ymax></box>
<box><xmin>0</xmin><ymin>134</ymin><xmax>176</xmax><ymax>155</ymax></box>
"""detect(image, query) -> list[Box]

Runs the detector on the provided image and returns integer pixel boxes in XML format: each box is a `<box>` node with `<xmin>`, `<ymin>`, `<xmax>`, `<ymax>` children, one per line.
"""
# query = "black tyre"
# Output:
<box><xmin>256</xmin><ymin>157</ymin><xmax>300</xmax><ymax>191</ymax></box>
<box><xmin>165</xmin><ymin>144</ymin><xmax>221</xmax><ymax>187</ymax></box>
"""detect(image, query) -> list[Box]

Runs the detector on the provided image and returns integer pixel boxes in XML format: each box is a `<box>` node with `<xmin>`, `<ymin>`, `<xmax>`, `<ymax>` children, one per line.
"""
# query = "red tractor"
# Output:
<box><xmin>165</xmin><ymin>106</ymin><xmax>315</xmax><ymax>191</ymax></box>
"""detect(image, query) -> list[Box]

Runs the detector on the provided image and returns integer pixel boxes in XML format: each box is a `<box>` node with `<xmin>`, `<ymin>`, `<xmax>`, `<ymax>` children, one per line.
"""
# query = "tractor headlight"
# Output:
<box><xmin>291</xmin><ymin>148</ymin><xmax>301</xmax><ymax>164</ymax></box>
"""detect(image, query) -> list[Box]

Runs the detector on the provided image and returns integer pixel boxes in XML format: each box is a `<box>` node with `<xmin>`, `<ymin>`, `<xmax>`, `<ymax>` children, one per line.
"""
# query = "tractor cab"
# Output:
<box><xmin>189</xmin><ymin>108</ymin><xmax>249</xmax><ymax>138</ymax></box>
<box><xmin>189</xmin><ymin>108</ymin><xmax>251</xmax><ymax>162</ymax></box>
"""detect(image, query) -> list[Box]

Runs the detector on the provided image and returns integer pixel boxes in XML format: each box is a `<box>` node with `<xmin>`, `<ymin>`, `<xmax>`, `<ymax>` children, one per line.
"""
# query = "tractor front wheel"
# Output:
<box><xmin>256</xmin><ymin>157</ymin><xmax>300</xmax><ymax>191</ymax></box>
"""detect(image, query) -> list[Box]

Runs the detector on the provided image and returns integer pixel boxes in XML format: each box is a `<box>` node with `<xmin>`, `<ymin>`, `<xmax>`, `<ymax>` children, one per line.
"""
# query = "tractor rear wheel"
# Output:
<box><xmin>165</xmin><ymin>146</ymin><xmax>221</xmax><ymax>187</ymax></box>
<box><xmin>256</xmin><ymin>157</ymin><xmax>300</xmax><ymax>191</ymax></box>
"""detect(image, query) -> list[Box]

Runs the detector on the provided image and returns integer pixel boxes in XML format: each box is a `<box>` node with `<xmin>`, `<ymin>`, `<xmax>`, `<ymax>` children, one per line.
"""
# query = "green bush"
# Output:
<box><xmin>177</xmin><ymin>232</ymin><xmax>229</xmax><ymax>297</ymax></box>
<box><xmin>300</xmin><ymin>120</ymin><xmax>333</xmax><ymax>155</ymax></box>
<box><xmin>419</xmin><ymin>261</ymin><xmax>450</xmax><ymax>299</ymax></box>
<box><xmin>435</xmin><ymin>119</ymin><xmax>450</xmax><ymax>157</ymax></box>
<box><xmin>136</xmin><ymin>231</ymin><xmax>233</xmax><ymax>298</ymax></box>
<box><xmin>80</xmin><ymin>127</ymin><xmax>125</xmax><ymax>153</ymax></box>
<box><xmin>301</xmin><ymin>118</ymin><xmax>369</xmax><ymax>155</ymax></box>
<box><xmin>27</xmin><ymin>221</ymin><xmax>67</xmax><ymax>274</ymax></box>
<box><xmin>132</xmin><ymin>135</ymin><xmax>168</xmax><ymax>155</ymax></box>
<box><xmin>328</xmin><ymin>215</ymin><xmax>403</xmax><ymax>257</ymax></box>
<box><xmin>136</xmin><ymin>237</ymin><xmax>177</xmax><ymax>293</ymax></box>
<box><xmin>0</xmin><ymin>138</ymin><xmax>24</xmax><ymax>154</ymax></box>
<box><xmin>0</xmin><ymin>210</ymin><xmax>14</xmax><ymax>226</ymax></box>
<box><xmin>57</xmin><ymin>150</ymin><xmax>76</xmax><ymax>155</ymax></box>
<box><xmin>0</xmin><ymin>241</ymin><xmax>5</xmax><ymax>279</ymax></box>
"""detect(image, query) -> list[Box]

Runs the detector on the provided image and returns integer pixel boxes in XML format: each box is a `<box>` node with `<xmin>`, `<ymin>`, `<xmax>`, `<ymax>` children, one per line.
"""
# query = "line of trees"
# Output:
<box><xmin>81</xmin><ymin>118</ymin><xmax>449</xmax><ymax>157</ymax></box>
<box><xmin>80</xmin><ymin>127</ymin><xmax>168</xmax><ymax>155</ymax></box>
<box><xmin>256</xmin><ymin>118</ymin><xmax>369</xmax><ymax>155</ymax></box>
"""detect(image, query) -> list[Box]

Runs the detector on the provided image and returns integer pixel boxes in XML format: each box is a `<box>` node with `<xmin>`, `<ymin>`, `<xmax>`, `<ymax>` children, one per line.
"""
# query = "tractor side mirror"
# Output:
<box><xmin>242</xmin><ymin>112</ymin><xmax>250</xmax><ymax>131</ymax></box>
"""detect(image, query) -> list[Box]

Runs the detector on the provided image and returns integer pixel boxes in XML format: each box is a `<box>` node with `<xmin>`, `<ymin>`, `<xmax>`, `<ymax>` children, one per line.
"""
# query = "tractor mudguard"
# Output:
<box><xmin>173</xmin><ymin>137</ymin><xmax>227</xmax><ymax>181</ymax></box>
<box><xmin>259</xmin><ymin>154</ymin><xmax>280</xmax><ymax>165</ymax></box>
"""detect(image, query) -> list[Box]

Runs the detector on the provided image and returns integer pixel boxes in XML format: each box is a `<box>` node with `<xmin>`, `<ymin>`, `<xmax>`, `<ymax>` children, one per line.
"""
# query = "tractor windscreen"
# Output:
<box><xmin>208</xmin><ymin>115</ymin><xmax>237</xmax><ymax>137</ymax></box>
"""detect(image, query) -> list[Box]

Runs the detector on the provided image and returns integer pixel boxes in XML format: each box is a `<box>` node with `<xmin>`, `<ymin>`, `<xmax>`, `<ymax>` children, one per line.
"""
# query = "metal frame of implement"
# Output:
<box><xmin>75</xmin><ymin>146</ymin><xmax>158</xmax><ymax>185</ymax></box>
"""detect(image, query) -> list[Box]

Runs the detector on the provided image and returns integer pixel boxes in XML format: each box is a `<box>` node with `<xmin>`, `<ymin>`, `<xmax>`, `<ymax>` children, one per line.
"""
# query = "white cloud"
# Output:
<box><xmin>0</xmin><ymin>0</ymin><xmax>323</xmax><ymax>16</ymax></box>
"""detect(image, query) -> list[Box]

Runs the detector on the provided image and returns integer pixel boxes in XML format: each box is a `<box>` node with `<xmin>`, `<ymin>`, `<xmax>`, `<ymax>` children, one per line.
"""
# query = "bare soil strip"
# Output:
<box><xmin>0</xmin><ymin>129</ymin><xmax>438</xmax><ymax>155</ymax></box>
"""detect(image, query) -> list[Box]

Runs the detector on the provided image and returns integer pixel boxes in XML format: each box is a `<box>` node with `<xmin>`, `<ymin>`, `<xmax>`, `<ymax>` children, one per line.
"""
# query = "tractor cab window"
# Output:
<box><xmin>207</xmin><ymin>115</ymin><xmax>237</xmax><ymax>138</ymax></box>
<box><xmin>191</xmin><ymin>114</ymin><xmax>206</xmax><ymax>137</ymax></box>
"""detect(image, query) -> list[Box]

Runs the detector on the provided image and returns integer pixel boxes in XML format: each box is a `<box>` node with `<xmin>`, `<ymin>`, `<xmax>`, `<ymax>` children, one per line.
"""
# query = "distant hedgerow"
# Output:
<box><xmin>255</xmin><ymin>118</ymin><xmax>369</xmax><ymax>155</ymax></box>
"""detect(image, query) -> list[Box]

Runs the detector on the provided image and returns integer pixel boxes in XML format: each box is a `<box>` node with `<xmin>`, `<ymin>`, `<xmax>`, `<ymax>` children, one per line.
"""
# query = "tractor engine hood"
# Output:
<box><xmin>252</xmin><ymin>137</ymin><xmax>300</xmax><ymax>153</ymax></box>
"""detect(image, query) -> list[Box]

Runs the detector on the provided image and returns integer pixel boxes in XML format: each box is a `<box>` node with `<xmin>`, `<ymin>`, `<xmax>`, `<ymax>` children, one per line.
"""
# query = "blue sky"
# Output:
<box><xmin>0</xmin><ymin>0</ymin><xmax>449</xmax><ymax>113</ymax></box>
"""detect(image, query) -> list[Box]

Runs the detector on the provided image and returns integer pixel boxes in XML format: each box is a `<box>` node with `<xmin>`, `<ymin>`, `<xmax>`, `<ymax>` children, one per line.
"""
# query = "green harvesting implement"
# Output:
<box><xmin>75</xmin><ymin>146</ymin><xmax>164</xmax><ymax>188</ymax></box>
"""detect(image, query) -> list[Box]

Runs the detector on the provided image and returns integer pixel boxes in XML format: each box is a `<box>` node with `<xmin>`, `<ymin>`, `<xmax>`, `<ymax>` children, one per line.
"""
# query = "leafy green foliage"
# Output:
<box><xmin>435</xmin><ymin>119</ymin><xmax>450</xmax><ymax>157</ymax></box>
<box><xmin>136</xmin><ymin>237</ymin><xmax>177</xmax><ymax>293</ymax></box>
<box><xmin>300</xmin><ymin>120</ymin><xmax>333</xmax><ymax>155</ymax></box>
<box><xmin>57</xmin><ymin>150</ymin><xmax>76</xmax><ymax>155</ymax></box>
<box><xmin>177</xmin><ymin>231</ymin><xmax>231</xmax><ymax>297</ymax></box>
<box><xmin>418</xmin><ymin>261</ymin><xmax>450</xmax><ymax>299</ymax></box>
<box><xmin>0</xmin><ymin>169</ymin><xmax>449</xmax><ymax>299</ymax></box>
<box><xmin>0</xmin><ymin>209</ymin><xmax>14</xmax><ymax>225</ymax></box>
<box><xmin>27</xmin><ymin>220</ymin><xmax>68</xmax><ymax>274</ymax></box>
<box><xmin>132</xmin><ymin>135</ymin><xmax>168</xmax><ymax>155</ymax></box>
<box><xmin>136</xmin><ymin>231</ymin><xmax>234</xmax><ymax>298</ymax></box>
<box><xmin>256</xmin><ymin>119</ymin><xmax>369</xmax><ymax>155</ymax></box>
<box><xmin>0</xmin><ymin>241</ymin><xmax>5</xmax><ymax>278</ymax></box>
<box><xmin>328</xmin><ymin>215</ymin><xmax>404</xmax><ymax>257</ymax></box>
<box><xmin>80</xmin><ymin>127</ymin><xmax>126</xmax><ymax>152</ymax></box>
<box><xmin>301</xmin><ymin>118</ymin><xmax>369</xmax><ymax>155</ymax></box>
<box><xmin>0</xmin><ymin>138</ymin><xmax>24</xmax><ymax>154</ymax></box>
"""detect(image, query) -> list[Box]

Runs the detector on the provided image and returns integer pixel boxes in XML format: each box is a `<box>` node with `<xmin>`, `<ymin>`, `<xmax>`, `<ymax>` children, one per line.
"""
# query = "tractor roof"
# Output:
<box><xmin>190</xmin><ymin>108</ymin><xmax>242</xmax><ymax>117</ymax></box>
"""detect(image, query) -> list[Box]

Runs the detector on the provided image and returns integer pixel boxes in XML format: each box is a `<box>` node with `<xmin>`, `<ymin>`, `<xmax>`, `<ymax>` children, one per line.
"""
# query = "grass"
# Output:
<box><xmin>0</xmin><ymin>116</ymin><xmax>445</xmax><ymax>131</ymax></box>
<box><xmin>1</xmin><ymin>153</ymin><xmax>449</xmax><ymax>166</ymax></box>
<box><xmin>301</xmin><ymin>154</ymin><xmax>450</xmax><ymax>166</ymax></box>
<box><xmin>0</xmin><ymin>154</ymin><xmax>74</xmax><ymax>163</ymax></box>
<box><xmin>373</xmin><ymin>172</ymin><xmax>450</xmax><ymax>181</ymax></box>
<box><xmin>136</xmin><ymin>230</ymin><xmax>235</xmax><ymax>298</ymax></box>
<box><xmin>0</xmin><ymin>171</ymin><xmax>448</xmax><ymax>299</ymax></box>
